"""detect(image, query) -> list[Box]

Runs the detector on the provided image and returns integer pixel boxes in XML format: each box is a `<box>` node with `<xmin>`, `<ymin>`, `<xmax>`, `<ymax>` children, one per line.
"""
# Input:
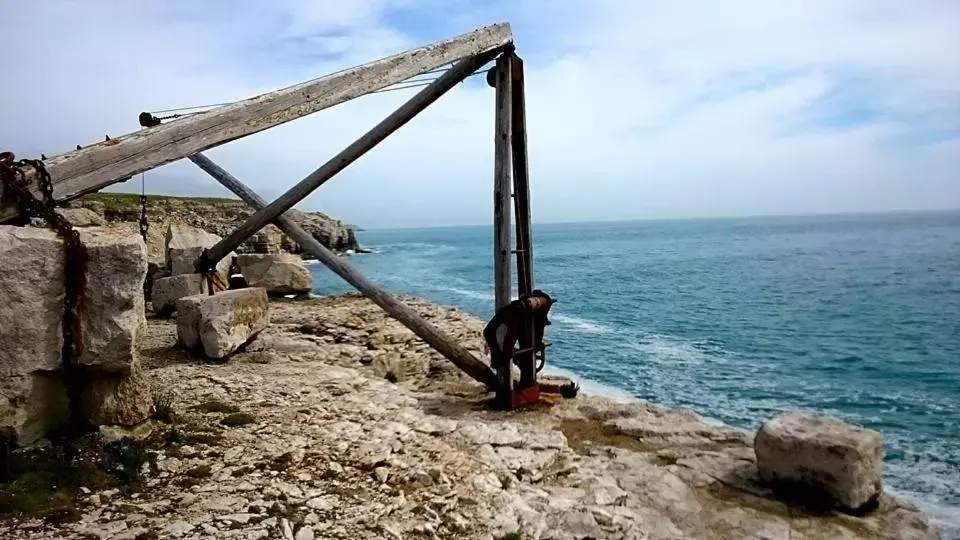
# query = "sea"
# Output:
<box><xmin>307</xmin><ymin>211</ymin><xmax>960</xmax><ymax>535</ymax></box>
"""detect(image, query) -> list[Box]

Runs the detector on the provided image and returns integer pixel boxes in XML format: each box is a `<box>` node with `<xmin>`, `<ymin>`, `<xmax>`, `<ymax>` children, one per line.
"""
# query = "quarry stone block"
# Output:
<box><xmin>78</xmin><ymin>227</ymin><xmax>148</xmax><ymax>373</ymax></box>
<box><xmin>165</xmin><ymin>223</ymin><xmax>234</xmax><ymax>277</ymax></box>
<box><xmin>0</xmin><ymin>227</ymin><xmax>67</xmax><ymax>375</ymax></box>
<box><xmin>236</xmin><ymin>253</ymin><xmax>313</xmax><ymax>295</ymax></box>
<box><xmin>0</xmin><ymin>226</ymin><xmax>148</xmax><ymax>444</ymax></box>
<box><xmin>177</xmin><ymin>288</ymin><xmax>269</xmax><ymax>359</ymax></box>
<box><xmin>0</xmin><ymin>374</ymin><xmax>69</xmax><ymax>446</ymax></box>
<box><xmin>754</xmin><ymin>411</ymin><xmax>884</xmax><ymax>512</ymax></box>
<box><xmin>80</xmin><ymin>364</ymin><xmax>152</xmax><ymax>427</ymax></box>
<box><xmin>152</xmin><ymin>273</ymin><xmax>206</xmax><ymax>316</ymax></box>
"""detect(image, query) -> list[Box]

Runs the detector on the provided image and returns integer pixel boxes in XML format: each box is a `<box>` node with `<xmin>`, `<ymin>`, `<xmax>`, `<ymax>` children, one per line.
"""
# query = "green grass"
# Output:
<box><xmin>82</xmin><ymin>192</ymin><xmax>242</xmax><ymax>212</ymax></box>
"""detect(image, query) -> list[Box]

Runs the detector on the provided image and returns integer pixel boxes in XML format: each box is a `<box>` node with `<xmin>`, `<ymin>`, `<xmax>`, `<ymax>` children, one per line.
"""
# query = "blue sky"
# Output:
<box><xmin>2</xmin><ymin>0</ymin><xmax>958</xmax><ymax>228</ymax></box>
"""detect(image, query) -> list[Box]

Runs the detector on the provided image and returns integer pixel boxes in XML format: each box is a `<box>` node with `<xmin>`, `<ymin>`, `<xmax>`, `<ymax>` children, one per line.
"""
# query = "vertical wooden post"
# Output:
<box><xmin>493</xmin><ymin>55</ymin><xmax>513</xmax><ymax>311</ymax></box>
<box><xmin>492</xmin><ymin>54</ymin><xmax>513</xmax><ymax>404</ymax></box>
<box><xmin>509</xmin><ymin>53</ymin><xmax>537</xmax><ymax>389</ymax></box>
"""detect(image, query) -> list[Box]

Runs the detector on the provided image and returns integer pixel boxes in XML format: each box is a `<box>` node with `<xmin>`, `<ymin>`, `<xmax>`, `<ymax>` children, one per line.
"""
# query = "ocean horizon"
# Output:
<box><xmin>308</xmin><ymin>209</ymin><xmax>960</xmax><ymax>535</ymax></box>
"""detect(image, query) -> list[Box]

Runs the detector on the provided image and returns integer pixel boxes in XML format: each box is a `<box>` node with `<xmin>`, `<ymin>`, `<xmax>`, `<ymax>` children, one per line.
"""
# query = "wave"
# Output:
<box><xmin>439</xmin><ymin>286</ymin><xmax>495</xmax><ymax>302</ymax></box>
<box><xmin>551</xmin><ymin>314</ymin><xmax>614</xmax><ymax>334</ymax></box>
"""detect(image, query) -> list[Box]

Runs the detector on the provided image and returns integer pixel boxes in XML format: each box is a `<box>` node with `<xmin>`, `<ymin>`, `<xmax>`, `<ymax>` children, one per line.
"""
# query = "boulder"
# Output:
<box><xmin>0</xmin><ymin>374</ymin><xmax>69</xmax><ymax>446</ymax></box>
<box><xmin>78</xmin><ymin>227</ymin><xmax>148</xmax><ymax>374</ymax></box>
<box><xmin>55</xmin><ymin>207</ymin><xmax>107</xmax><ymax>227</ymax></box>
<box><xmin>0</xmin><ymin>226</ymin><xmax>148</xmax><ymax>444</ymax></box>
<box><xmin>754</xmin><ymin>412</ymin><xmax>884</xmax><ymax>512</ymax></box>
<box><xmin>177</xmin><ymin>288</ymin><xmax>269</xmax><ymax>359</ymax></box>
<box><xmin>152</xmin><ymin>274</ymin><xmax>206</xmax><ymax>316</ymax></box>
<box><xmin>236</xmin><ymin>254</ymin><xmax>312</xmax><ymax>295</ymax></box>
<box><xmin>0</xmin><ymin>227</ymin><xmax>67</xmax><ymax>375</ymax></box>
<box><xmin>164</xmin><ymin>223</ymin><xmax>234</xmax><ymax>277</ymax></box>
<box><xmin>243</xmin><ymin>225</ymin><xmax>283</xmax><ymax>254</ymax></box>
<box><xmin>80</xmin><ymin>364</ymin><xmax>152</xmax><ymax>427</ymax></box>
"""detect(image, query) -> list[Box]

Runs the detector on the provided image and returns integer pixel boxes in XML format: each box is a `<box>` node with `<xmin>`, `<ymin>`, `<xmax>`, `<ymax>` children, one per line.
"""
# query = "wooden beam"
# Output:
<box><xmin>509</xmin><ymin>53</ymin><xmax>537</xmax><ymax>389</ymax></box>
<box><xmin>493</xmin><ymin>55</ymin><xmax>513</xmax><ymax>312</ymax></box>
<box><xmin>0</xmin><ymin>23</ymin><xmax>513</xmax><ymax>222</ymax></box>
<box><xmin>188</xmin><ymin>152</ymin><xmax>499</xmax><ymax>389</ymax></box>
<box><xmin>510</xmin><ymin>54</ymin><xmax>534</xmax><ymax>298</ymax></box>
<box><xmin>492</xmin><ymin>54</ymin><xmax>513</xmax><ymax>404</ymax></box>
<box><xmin>199</xmin><ymin>48</ymin><xmax>504</xmax><ymax>270</ymax></box>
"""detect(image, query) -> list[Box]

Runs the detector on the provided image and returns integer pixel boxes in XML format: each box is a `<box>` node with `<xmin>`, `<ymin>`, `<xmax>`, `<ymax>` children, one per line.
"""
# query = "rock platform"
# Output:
<box><xmin>0</xmin><ymin>296</ymin><xmax>940</xmax><ymax>539</ymax></box>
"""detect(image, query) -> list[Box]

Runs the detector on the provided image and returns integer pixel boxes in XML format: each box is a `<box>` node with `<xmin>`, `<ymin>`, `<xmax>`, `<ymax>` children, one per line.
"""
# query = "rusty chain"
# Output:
<box><xmin>0</xmin><ymin>159</ymin><xmax>87</xmax><ymax>373</ymax></box>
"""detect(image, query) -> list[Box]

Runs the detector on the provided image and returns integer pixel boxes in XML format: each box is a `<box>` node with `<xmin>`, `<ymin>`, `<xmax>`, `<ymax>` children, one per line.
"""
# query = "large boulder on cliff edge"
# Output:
<box><xmin>754</xmin><ymin>411</ymin><xmax>884</xmax><ymax>512</ymax></box>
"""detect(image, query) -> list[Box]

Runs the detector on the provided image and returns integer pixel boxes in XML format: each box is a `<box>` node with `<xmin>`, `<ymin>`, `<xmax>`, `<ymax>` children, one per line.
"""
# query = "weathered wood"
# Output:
<box><xmin>509</xmin><ymin>53</ymin><xmax>537</xmax><ymax>389</ymax></box>
<box><xmin>0</xmin><ymin>23</ymin><xmax>513</xmax><ymax>223</ymax></box>
<box><xmin>510</xmin><ymin>54</ymin><xmax>534</xmax><ymax>299</ymax></box>
<box><xmin>492</xmin><ymin>54</ymin><xmax>513</xmax><ymax>403</ymax></box>
<box><xmin>493</xmin><ymin>55</ymin><xmax>513</xmax><ymax>313</ymax></box>
<box><xmin>200</xmin><ymin>48</ymin><xmax>505</xmax><ymax>269</ymax></box>
<box><xmin>188</xmin><ymin>153</ymin><xmax>498</xmax><ymax>388</ymax></box>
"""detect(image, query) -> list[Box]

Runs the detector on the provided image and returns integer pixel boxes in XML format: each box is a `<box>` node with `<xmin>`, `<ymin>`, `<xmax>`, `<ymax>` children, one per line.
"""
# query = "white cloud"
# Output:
<box><xmin>1</xmin><ymin>0</ymin><xmax>957</xmax><ymax>227</ymax></box>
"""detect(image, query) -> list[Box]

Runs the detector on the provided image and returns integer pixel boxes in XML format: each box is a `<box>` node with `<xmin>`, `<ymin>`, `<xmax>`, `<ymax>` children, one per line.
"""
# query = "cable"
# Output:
<box><xmin>150</xmin><ymin>102</ymin><xmax>236</xmax><ymax>115</ymax></box>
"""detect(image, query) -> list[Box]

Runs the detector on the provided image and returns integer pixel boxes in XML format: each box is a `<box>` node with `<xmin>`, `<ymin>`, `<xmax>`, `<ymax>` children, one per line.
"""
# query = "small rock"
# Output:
<box><xmin>373</xmin><ymin>466</ymin><xmax>390</xmax><ymax>483</ymax></box>
<box><xmin>294</xmin><ymin>526</ymin><xmax>315</xmax><ymax>540</ymax></box>
<box><xmin>164</xmin><ymin>521</ymin><xmax>194</xmax><ymax>537</ymax></box>
<box><xmin>410</xmin><ymin>470</ymin><xmax>433</xmax><ymax>486</ymax></box>
<box><xmin>87</xmin><ymin>494</ymin><xmax>102</xmax><ymax>506</ymax></box>
<box><xmin>305</xmin><ymin>495</ymin><xmax>335</xmax><ymax>511</ymax></box>
<box><xmin>220</xmin><ymin>513</ymin><xmax>253</xmax><ymax>525</ymax></box>
<box><xmin>280</xmin><ymin>518</ymin><xmax>294</xmax><ymax>540</ymax></box>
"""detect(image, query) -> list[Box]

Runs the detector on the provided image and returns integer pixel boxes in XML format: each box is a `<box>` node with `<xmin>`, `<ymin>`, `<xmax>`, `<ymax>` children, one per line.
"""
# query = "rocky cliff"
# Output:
<box><xmin>0</xmin><ymin>295</ymin><xmax>942</xmax><ymax>539</ymax></box>
<box><xmin>68</xmin><ymin>193</ymin><xmax>357</xmax><ymax>263</ymax></box>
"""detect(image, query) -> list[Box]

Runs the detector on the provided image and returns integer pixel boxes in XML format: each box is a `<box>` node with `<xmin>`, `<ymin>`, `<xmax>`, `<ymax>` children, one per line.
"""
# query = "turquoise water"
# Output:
<box><xmin>309</xmin><ymin>211</ymin><xmax>960</xmax><ymax>531</ymax></box>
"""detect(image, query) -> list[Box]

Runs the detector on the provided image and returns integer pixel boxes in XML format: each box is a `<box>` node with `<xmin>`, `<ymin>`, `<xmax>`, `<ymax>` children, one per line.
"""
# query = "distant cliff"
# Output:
<box><xmin>70</xmin><ymin>193</ymin><xmax>358</xmax><ymax>262</ymax></box>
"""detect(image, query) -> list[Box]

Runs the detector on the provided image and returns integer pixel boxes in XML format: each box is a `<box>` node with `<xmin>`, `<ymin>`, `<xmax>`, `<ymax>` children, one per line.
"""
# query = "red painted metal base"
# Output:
<box><xmin>510</xmin><ymin>384</ymin><xmax>540</xmax><ymax>409</ymax></box>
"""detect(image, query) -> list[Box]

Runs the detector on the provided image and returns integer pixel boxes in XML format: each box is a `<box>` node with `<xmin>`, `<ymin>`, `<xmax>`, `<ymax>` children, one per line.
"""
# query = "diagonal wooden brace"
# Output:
<box><xmin>198</xmin><ymin>48</ymin><xmax>507</xmax><ymax>272</ymax></box>
<box><xmin>188</xmin><ymin>153</ymin><xmax>499</xmax><ymax>389</ymax></box>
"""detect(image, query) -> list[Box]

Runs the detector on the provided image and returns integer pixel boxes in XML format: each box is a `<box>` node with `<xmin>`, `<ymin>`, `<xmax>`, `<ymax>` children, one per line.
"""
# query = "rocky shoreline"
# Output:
<box><xmin>0</xmin><ymin>294</ymin><xmax>941</xmax><ymax>539</ymax></box>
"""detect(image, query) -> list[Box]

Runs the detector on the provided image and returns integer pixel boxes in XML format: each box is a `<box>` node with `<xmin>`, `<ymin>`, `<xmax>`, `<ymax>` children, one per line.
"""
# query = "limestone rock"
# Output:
<box><xmin>246</xmin><ymin>226</ymin><xmax>283</xmax><ymax>254</ymax></box>
<box><xmin>236</xmin><ymin>254</ymin><xmax>312</xmax><ymax>295</ymax></box>
<box><xmin>152</xmin><ymin>274</ymin><xmax>206</xmax><ymax>316</ymax></box>
<box><xmin>755</xmin><ymin>412</ymin><xmax>884</xmax><ymax>512</ymax></box>
<box><xmin>81</xmin><ymin>364</ymin><xmax>152</xmax><ymax>427</ymax></box>
<box><xmin>164</xmin><ymin>223</ymin><xmax>234</xmax><ymax>277</ymax></box>
<box><xmin>0</xmin><ymin>374</ymin><xmax>69</xmax><ymax>445</ymax></box>
<box><xmin>177</xmin><ymin>288</ymin><xmax>270</xmax><ymax>359</ymax></box>
<box><xmin>55</xmin><ymin>207</ymin><xmax>108</xmax><ymax>227</ymax></box>
<box><xmin>373</xmin><ymin>352</ymin><xmax>403</xmax><ymax>381</ymax></box>
<box><xmin>0</xmin><ymin>227</ymin><xmax>66</xmax><ymax>375</ymax></box>
<box><xmin>77</xmin><ymin>227</ymin><xmax>148</xmax><ymax>374</ymax></box>
<box><xmin>0</xmin><ymin>226</ymin><xmax>146</xmax><ymax>443</ymax></box>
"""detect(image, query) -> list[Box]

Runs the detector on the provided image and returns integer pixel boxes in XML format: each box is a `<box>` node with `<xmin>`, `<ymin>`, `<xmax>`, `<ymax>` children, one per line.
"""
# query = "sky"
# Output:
<box><xmin>2</xmin><ymin>0</ymin><xmax>958</xmax><ymax>228</ymax></box>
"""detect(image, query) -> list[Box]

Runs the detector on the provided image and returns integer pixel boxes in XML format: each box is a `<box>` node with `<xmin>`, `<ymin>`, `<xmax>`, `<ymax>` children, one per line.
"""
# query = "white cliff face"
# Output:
<box><xmin>0</xmin><ymin>296</ymin><xmax>939</xmax><ymax>539</ymax></box>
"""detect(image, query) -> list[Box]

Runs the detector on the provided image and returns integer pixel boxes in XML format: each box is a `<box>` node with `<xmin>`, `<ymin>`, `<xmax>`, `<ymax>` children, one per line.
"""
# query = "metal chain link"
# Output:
<box><xmin>0</xmin><ymin>159</ymin><xmax>87</xmax><ymax>375</ymax></box>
